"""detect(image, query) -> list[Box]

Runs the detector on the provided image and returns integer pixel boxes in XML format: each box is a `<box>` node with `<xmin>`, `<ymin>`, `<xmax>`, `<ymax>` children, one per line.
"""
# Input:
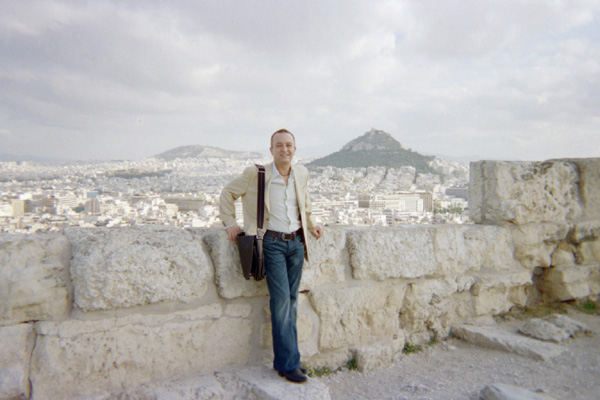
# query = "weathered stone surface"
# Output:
<box><xmin>469</xmin><ymin>161</ymin><xmax>582</xmax><ymax>224</ymax></box>
<box><xmin>30</xmin><ymin>305</ymin><xmax>252</xmax><ymax>400</ymax></box>
<box><xmin>571</xmin><ymin>158</ymin><xmax>600</xmax><ymax>220</ymax></box>
<box><xmin>471</xmin><ymin>270</ymin><xmax>532</xmax><ymax>295</ymax></box>
<box><xmin>472</xmin><ymin>287</ymin><xmax>517</xmax><ymax>316</ymax></box>
<box><xmin>309</xmin><ymin>282</ymin><xmax>407</xmax><ymax>350</ymax></box>
<box><xmin>544</xmin><ymin>314</ymin><xmax>591</xmax><ymax>336</ymax></box>
<box><xmin>347</xmin><ymin>227</ymin><xmax>435</xmax><ymax>280</ymax></box>
<box><xmin>569</xmin><ymin>220</ymin><xmax>600</xmax><ymax>243</ymax></box>
<box><xmin>537</xmin><ymin>265</ymin><xmax>600</xmax><ymax>301</ymax></box>
<box><xmin>452</xmin><ymin>324</ymin><xmax>567</xmax><ymax>361</ymax></box>
<box><xmin>432</xmin><ymin>225</ymin><xmax>518</xmax><ymax>277</ymax></box>
<box><xmin>231</xmin><ymin>366</ymin><xmax>331</xmax><ymax>400</ymax></box>
<box><xmin>306</xmin><ymin>348</ymin><xmax>354</xmax><ymax>370</ymax></box>
<box><xmin>202</xmin><ymin>228</ymin><xmax>268</xmax><ymax>299</ymax></box>
<box><xmin>66</xmin><ymin>226</ymin><xmax>212</xmax><ymax>311</ymax></box>
<box><xmin>0</xmin><ymin>323</ymin><xmax>35</xmax><ymax>400</ymax></box>
<box><xmin>0</xmin><ymin>233</ymin><xmax>72</xmax><ymax>325</ymax></box>
<box><xmin>511</xmin><ymin>223</ymin><xmax>569</xmax><ymax>269</ymax></box>
<box><xmin>354</xmin><ymin>338</ymin><xmax>405</xmax><ymax>372</ymax></box>
<box><xmin>117</xmin><ymin>365</ymin><xmax>332</xmax><ymax>400</ymax></box>
<box><xmin>550</xmin><ymin>242</ymin><xmax>576</xmax><ymax>267</ymax></box>
<box><xmin>468</xmin><ymin>270</ymin><xmax>532</xmax><ymax>316</ymax></box>
<box><xmin>570</xmin><ymin>220</ymin><xmax>600</xmax><ymax>264</ymax></box>
<box><xmin>401</xmin><ymin>279</ymin><xmax>470</xmax><ymax>343</ymax></box>
<box><xmin>300</xmin><ymin>227</ymin><xmax>346</xmax><ymax>291</ymax></box>
<box><xmin>518</xmin><ymin>319</ymin><xmax>571</xmax><ymax>343</ymax></box>
<box><xmin>480</xmin><ymin>383</ymin><xmax>556</xmax><ymax>400</ymax></box>
<box><xmin>124</xmin><ymin>374</ymin><xmax>229</xmax><ymax>400</ymax></box>
<box><xmin>577</xmin><ymin>241</ymin><xmax>600</xmax><ymax>265</ymax></box>
<box><xmin>224</xmin><ymin>303</ymin><xmax>252</xmax><ymax>318</ymax></box>
<box><xmin>518</xmin><ymin>314</ymin><xmax>591</xmax><ymax>343</ymax></box>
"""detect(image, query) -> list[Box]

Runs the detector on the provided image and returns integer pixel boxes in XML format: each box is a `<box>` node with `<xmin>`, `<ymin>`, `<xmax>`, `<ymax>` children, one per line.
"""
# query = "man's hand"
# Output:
<box><xmin>308</xmin><ymin>225</ymin><xmax>324</xmax><ymax>240</ymax></box>
<box><xmin>226</xmin><ymin>225</ymin><xmax>242</xmax><ymax>243</ymax></box>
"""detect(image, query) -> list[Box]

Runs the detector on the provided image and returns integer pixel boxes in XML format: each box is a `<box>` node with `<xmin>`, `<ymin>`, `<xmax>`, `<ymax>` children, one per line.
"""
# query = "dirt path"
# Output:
<box><xmin>318</xmin><ymin>309</ymin><xmax>600</xmax><ymax>400</ymax></box>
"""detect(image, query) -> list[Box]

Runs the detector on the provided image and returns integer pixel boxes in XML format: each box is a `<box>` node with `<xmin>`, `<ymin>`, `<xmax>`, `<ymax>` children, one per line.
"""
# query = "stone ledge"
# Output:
<box><xmin>122</xmin><ymin>366</ymin><xmax>331</xmax><ymax>400</ymax></box>
<box><xmin>451</xmin><ymin>324</ymin><xmax>567</xmax><ymax>361</ymax></box>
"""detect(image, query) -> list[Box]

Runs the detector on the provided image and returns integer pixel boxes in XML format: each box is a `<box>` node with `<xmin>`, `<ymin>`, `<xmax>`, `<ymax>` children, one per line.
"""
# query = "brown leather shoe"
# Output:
<box><xmin>278</xmin><ymin>368</ymin><xmax>308</xmax><ymax>383</ymax></box>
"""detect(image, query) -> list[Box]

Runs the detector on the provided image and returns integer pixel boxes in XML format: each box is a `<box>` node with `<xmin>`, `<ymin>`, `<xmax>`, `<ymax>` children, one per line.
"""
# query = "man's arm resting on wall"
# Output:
<box><xmin>219</xmin><ymin>168</ymin><xmax>252</xmax><ymax>242</ymax></box>
<box><xmin>303</xmin><ymin>182</ymin><xmax>323</xmax><ymax>240</ymax></box>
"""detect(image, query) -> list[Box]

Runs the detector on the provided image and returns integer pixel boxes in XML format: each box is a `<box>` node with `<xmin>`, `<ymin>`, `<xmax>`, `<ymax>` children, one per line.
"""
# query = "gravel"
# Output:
<box><xmin>317</xmin><ymin>310</ymin><xmax>600</xmax><ymax>400</ymax></box>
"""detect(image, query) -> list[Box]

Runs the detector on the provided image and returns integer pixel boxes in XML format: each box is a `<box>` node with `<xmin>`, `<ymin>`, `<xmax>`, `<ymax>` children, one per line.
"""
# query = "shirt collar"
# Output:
<box><xmin>271</xmin><ymin>162</ymin><xmax>293</xmax><ymax>179</ymax></box>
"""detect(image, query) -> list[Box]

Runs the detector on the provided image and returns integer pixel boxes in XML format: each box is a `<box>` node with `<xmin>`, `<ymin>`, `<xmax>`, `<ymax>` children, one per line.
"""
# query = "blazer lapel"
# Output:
<box><xmin>292</xmin><ymin>165</ymin><xmax>305</xmax><ymax>210</ymax></box>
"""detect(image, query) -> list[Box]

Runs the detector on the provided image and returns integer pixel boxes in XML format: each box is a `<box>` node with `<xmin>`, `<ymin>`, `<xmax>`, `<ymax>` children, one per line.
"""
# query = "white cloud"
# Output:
<box><xmin>0</xmin><ymin>0</ymin><xmax>599</xmax><ymax>160</ymax></box>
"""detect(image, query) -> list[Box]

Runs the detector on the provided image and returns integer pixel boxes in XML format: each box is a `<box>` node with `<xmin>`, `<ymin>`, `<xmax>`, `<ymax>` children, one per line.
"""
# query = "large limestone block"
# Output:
<box><xmin>432</xmin><ymin>225</ymin><xmax>518</xmax><ymax>277</ymax></box>
<box><xmin>511</xmin><ymin>223</ymin><xmax>569</xmax><ymax>269</ymax></box>
<box><xmin>309</xmin><ymin>282</ymin><xmax>407</xmax><ymax>350</ymax></box>
<box><xmin>0</xmin><ymin>323</ymin><xmax>35</xmax><ymax>400</ymax></box>
<box><xmin>469</xmin><ymin>161</ymin><xmax>582</xmax><ymax>224</ymax></box>
<box><xmin>472</xmin><ymin>287</ymin><xmax>517</xmax><ymax>316</ymax></box>
<box><xmin>202</xmin><ymin>228</ymin><xmax>268</xmax><ymax>299</ymax></box>
<box><xmin>66</xmin><ymin>226</ymin><xmax>212</xmax><ymax>311</ymax></box>
<box><xmin>569</xmin><ymin>220</ymin><xmax>600</xmax><ymax>264</ymax></box>
<box><xmin>400</xmin><ymin>279</ymin><xmax>472</xmax><ymax>342</ymax></box>
<box><xmin>537</xmin><ymin>265</ymin><xmax>600</xmax><ymax>301</ymax></box>
<box><xmin>347</xmin><ymin>227</ymin><xmax>435</xmax><ymax>280</ymax></box>
<box><xmin>570</xmin><ymin>158</ymin><xmax>600</xmax><ymax>220</ymax></box>
<box><xmin>30</xmin><ymin>304</ymin><xmax>252</xmax><ymax>400</ymax></box>
<box><xmin>354</xmin><ymin>338</ymin><xmax>405</xmax><ymax>372</ymax></box>
<box><xmin>470</xmin><ymin>269</ymin><xmax>532</xmax><ymax>295</ymax></box>
<box><xmin>300</xmin><ymin>226</ymin><xmax>346</xmax><ymax>291</ymax></box>
<box><xmin>0</xmin><ymin>233</ymin><xmax>72</xmax><ymax>325</ymax></box>
<box><xmin>569</xmin><ymin>220</ymin><xmax>600</xmax><ymax>243</ymax></box>
<box><xmin>577</xmin><ymin>241</ymin><xmax>600</xmax><ymax>265</ymax></box>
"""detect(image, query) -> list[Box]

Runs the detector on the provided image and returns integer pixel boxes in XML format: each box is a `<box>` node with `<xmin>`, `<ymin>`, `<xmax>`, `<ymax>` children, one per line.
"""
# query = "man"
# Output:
<box><xmin>219</xmin><ymin>129</ymin><xmax>323</xmax><ymax>383</ymax></box>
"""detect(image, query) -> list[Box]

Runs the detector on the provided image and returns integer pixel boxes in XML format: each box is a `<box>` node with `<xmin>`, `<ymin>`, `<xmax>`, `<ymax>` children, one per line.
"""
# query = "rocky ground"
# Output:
<box><xmin>318</xmin><ymin>307</ymin><xmax>600</xmax><ymax>400</ymax></box>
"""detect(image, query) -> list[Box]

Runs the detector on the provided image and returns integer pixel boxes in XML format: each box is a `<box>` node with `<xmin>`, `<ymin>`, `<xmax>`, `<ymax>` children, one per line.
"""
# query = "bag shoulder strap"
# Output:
<box><xmin>255</xmin><ymin>164</ymin><xmax>265</xmax><ymax>233</ymax></box>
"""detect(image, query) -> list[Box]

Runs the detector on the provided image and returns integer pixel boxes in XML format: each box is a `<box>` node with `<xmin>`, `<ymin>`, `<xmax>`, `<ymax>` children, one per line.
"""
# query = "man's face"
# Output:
<box><xmin>270</xmin><ymin>132</ymin><xmax>296</xmax><ymax>164</ymax></box>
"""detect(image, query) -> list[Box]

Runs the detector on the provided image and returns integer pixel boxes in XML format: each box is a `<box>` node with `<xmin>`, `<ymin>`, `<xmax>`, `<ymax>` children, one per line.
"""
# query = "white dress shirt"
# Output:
<box><xmin>268</xmin><ymin>163</ymin><xmax>301</xmax><ymax>233</ymax></box>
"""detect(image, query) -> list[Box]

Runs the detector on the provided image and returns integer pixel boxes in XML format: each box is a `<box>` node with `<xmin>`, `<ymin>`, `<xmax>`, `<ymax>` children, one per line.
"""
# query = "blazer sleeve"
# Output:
<box><xmin>302</xmin><ymin>169</ymin><xmax>317</xmax><ymax>229</ymax></box>
<box><xmin>219</xmin><ymin>167</ymin><xmax>253</xmax><ymax>228</ymax></box>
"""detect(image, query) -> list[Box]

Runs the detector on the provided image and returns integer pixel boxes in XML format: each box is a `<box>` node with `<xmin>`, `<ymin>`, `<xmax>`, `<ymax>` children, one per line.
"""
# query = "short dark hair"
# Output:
<box><xmin>270</xmin><ymin>129</ymin><xmax>296</xmax><ymax>147</ymax></box>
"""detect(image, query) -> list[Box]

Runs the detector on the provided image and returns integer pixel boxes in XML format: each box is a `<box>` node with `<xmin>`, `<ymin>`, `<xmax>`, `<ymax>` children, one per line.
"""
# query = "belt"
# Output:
<box><xmin>265</xmin><ymin>228</ymin><xmax>303</xmax><ymax>241</ymax></box>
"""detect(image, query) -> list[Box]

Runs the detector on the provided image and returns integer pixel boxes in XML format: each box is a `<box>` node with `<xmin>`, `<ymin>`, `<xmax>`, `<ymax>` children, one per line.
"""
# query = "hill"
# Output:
<box><xmin>154</xmin><ymin>145</ymin><xmax>263</xmax><ymax>161</ymax></box>
<box><xmin>307</xmin><ymin>129</ymin><xmax>435</xmax><ymax>173</ymax></box>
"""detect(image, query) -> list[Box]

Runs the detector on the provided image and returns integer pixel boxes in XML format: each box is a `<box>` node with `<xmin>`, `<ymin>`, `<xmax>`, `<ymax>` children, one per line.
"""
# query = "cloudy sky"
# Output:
<box><xmin>1</xmin><ymin>0</ymin><xmax>599</xmax><ymax>161</ymax></box>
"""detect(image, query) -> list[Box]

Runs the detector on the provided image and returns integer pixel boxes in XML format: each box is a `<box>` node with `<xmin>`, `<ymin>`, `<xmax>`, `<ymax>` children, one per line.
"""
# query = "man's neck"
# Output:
<box><xmin>274</xmin><ymin>161</ymin><xmax>292</xmax><ymax>176</ymax></box>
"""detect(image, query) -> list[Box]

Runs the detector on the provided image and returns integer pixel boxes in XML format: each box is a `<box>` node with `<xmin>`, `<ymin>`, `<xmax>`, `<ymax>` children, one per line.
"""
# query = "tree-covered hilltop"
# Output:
<box><xmin>307</xmin><ymin>129</ymin><xmax>435</xmax><ymax>174</ymax></box>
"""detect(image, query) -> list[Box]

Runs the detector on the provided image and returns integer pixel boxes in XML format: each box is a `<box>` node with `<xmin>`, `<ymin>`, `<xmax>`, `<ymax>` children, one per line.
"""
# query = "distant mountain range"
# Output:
<box><xmin>153</xmin><ymin>130</ymin><xmax>440</xmax><ymax>174</ymax></box>
<box><xmin>307</xmin><ymin>129</ymin><xmax>436</xmax><ymax>173</ymax></box>
<box><xmin>2</xmin><ymin>130</ymin><xmax>476</xmax><ymax>167</ymax></box>
<box><xmin>153</xmin><ymin>145</ymin><xmax>263</xmax><ymax>161</ymax></box>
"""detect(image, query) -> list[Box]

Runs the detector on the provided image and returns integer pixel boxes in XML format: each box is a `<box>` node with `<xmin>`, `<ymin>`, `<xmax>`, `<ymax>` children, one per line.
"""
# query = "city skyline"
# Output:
<box><xmin>2</xmin><ymin>1</ymin><xmax>600</xmax><ymax>162</ymax></box>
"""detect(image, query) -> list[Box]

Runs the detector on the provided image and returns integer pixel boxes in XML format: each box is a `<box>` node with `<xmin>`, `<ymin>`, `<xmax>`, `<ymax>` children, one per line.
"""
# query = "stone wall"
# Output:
<box><xmin>1</xmin><ymin>158</ymin><xmax>599</xmax><ymax>400</ymax></box>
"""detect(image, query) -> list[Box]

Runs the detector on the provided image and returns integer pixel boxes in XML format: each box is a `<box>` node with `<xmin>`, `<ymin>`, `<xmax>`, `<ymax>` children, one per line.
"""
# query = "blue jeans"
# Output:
<box><xmin>263</xmin><ymin>234</ymin><xmax>305</xmax><ymax>373</ymax></box>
